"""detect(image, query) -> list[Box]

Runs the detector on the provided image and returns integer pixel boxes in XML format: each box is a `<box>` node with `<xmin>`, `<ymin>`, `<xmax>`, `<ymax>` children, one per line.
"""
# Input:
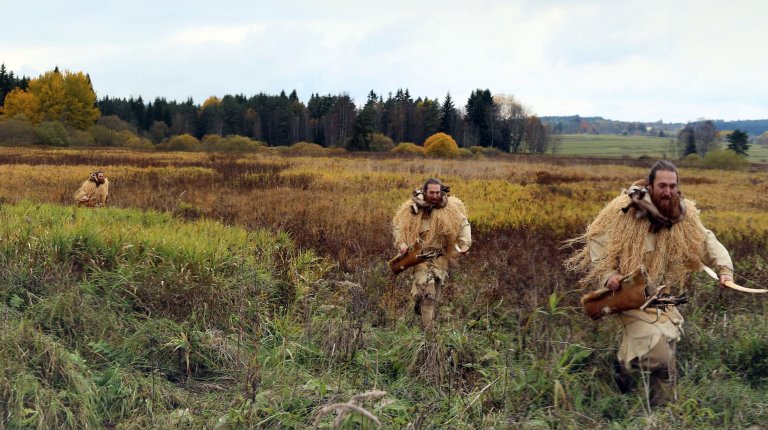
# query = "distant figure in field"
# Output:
<box><xmin>566</xmin><ymin>160</ymin><xmax>734</xmax><ymax>406</ymax></box>
<box><xmin>74</xmin><ymin>170</ymin><xmax>109</xmax><ymax>207</ymax></box>
<box><xmin>390</xmin><ymin>178</ymin><xmax>472</xmax><ymax>331</ymax></box>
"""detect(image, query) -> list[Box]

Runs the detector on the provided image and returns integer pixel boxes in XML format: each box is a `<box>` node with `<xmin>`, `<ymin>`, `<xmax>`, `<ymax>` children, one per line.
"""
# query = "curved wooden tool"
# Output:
<box><xmin>702</xmin><ymin>265</ymin><xmax>767</xmax><ymax>294</ymax></box>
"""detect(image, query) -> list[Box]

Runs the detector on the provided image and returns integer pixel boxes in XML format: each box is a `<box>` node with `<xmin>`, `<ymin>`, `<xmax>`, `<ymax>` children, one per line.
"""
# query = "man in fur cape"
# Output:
<box><xmin>392</xmin><ymin>178</ymin><xmax>472</xmax><ymax>331</ymax></box>
<box><xmin>566</xmin><ymin>160</ymin><xmax>734</xmax><ymax>406</ymax></box>
<box><xmin>74</xmin><ymin>170</ymin><xmax>109</xmax><ymax>207</ymax></box>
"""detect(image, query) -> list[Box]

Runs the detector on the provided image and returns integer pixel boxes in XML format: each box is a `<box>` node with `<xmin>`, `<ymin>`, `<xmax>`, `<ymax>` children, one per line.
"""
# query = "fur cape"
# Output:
<box><xmin>565</xmin><ymin>184</ymin><xmax>706</xmax><ymax>288</ymax></box>
<box><xmin>392</xmin><ymin>194</ymin><xmax>467</xmax><ymax>255</ymax></box>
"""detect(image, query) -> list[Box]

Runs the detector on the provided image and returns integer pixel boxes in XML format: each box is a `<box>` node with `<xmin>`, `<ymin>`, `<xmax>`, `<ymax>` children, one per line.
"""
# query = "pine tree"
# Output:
<box><xmin>0</xmin><ymin>63</ymin><xmax>8</xmax><ymax>106</ymax></box>
<box><xmin>439</xmin><ymin>92</ymin><xmax>456</xmax><ymax>135</ymax></box>
<box><xmin>348</xmin><ymin>103</ymin><xmax>375</xmax><ymax>151</ymax></box>
<box><xmin>680</xmin><ymin>124</ymin><xmax>697</xmax><ymax>157</ymax></box>
<box><xmin>727</xmin><ymin>129</ymin><xmax>750</xmax><ymax>156</ymax></box>
<box><xmin>466</xmin><ymin>89</ymin><xmax>495</xmax><ymax>147</ymax></box>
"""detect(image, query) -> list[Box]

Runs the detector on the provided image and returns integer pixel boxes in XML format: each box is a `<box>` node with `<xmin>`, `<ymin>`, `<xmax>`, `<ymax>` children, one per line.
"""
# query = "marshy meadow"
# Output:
<box><xmin>1</xmin><ymin>146</ymin><xmax>767</xmax><ymax>428</ymax></box>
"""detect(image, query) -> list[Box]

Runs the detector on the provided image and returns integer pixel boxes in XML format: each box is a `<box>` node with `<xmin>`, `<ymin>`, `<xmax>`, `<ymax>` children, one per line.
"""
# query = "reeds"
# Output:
<box><xmin>1</xmin><ymin>147</ymin><xmax>767</xmax><ymax>428</ymax></box>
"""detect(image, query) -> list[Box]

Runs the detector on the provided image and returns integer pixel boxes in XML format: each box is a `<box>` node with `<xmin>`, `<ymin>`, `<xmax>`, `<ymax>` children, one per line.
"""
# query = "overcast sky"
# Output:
<box><xmin>3</xmin><ymin>0</ymin><xmax>766</xmax><ymax>123</ymax></box>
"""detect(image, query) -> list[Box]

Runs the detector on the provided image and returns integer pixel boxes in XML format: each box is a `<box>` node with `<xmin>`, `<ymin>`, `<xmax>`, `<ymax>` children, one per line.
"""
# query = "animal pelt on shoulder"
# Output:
<box><xmin>408</xmin><ymin>187</ymin><xmax>449</xmax><ymax>213</ymax></box>
<box><xmin>620</xmin><ymin>179</ymin><xmax>686</xmax><ymax>232</ymax></box>
<box><xmin>392</xmin><ymin>192</ymin><xmax>467</xmax><ymax>256</ymax></box>
<box><xmin>565</xmin><ymin>180</ymin><xmax>706</xmax><ymax>288</ymax></box>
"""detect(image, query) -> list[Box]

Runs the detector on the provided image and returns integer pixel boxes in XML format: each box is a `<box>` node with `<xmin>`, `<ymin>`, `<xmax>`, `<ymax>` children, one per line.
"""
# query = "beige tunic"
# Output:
<box><xmin>591</xmin><ymin>222</ymin><xmax>733</xmax><ymax>365</ymax></box>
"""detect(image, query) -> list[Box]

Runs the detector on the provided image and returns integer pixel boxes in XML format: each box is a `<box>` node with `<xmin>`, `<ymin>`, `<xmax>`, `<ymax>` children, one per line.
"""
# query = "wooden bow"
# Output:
<box><xmin>702</xmin><ymin>265</ymin><xmax>767</xmax><ymax>294</ymax></box>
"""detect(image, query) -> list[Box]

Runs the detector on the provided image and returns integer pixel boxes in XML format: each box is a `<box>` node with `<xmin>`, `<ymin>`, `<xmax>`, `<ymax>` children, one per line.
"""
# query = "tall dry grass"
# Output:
<box><xmin>1</xmin><ymin>146</ymin><xmax>768</xmax><ymax>428</ymax></box>
<box><xmin>2</xmin><ymin>146</ymin><xmax>766</xmax><ymax>298</ymax></box>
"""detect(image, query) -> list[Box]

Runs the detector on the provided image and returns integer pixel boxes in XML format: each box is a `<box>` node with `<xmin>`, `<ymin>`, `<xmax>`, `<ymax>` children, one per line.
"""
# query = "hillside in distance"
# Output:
<box><xmin>542</xmin><ymin>116</ymin><xmax>768</xmax><ymax>137</ymax></box>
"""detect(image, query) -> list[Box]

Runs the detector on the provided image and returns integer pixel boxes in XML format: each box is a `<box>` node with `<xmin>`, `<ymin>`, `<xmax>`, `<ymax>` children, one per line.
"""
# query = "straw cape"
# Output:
<box><xmin>392</xmin><ymin>195</ymin><xmax>467</xmax><ymax>257</ymax></box>
<box><xmin>565</xmin><ymin>188</ymin><xmax>706</xmax><ymax>289</ymax></box>
<box><xmin>74</xmin><ymin>176</ymin><xmax>110</xmax><ymax>207</ymax></box>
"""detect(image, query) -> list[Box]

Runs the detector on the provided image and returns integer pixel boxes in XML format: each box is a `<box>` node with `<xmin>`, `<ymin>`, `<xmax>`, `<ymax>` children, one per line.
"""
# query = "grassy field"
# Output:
<box><xmin>555</xmin><ymin>134</ymin><xmax>675</xmax><ymax>158</ymax></box>
<box><xmin>556</xmin><ymin>134</ymin><xmax>768</xmax><ymax>162</ymax></box>
<box><xmin>1</xmin><ymin>146</ymin><xmax>767</xmax><ymax>428</ymax></box>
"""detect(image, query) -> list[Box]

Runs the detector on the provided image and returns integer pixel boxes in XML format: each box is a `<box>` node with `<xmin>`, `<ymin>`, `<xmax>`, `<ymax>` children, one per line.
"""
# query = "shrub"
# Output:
<box><xmin>149</xmin><ymin>120</ymin><xmax>169</xmax><ymax>143</ymax></box>
<box><xmin>391</xmin><ymin>142</ymin><xmax>425</xmax><ymax>156</ymax></box>
<box><xmin>469</xmin><ymin>146</ymin><xmax>502</xmax><ymax>157</ymax></box>
<box><xmin>124</xmin><ymin>136</ymin><xmax>154</xmax><ymax>150</ymax></box>
<box><xmin>33</xmin><ymin>121</ymin><xmax>70</xmax><ymax>146</ymax></box>
<box><xmin>156</xmin><ymin>133</ymin><xmax>202</xmax><ymax>151</ymax></box>
<box><xmin>0</xmin><ymin>117</ymin><xmax>35</xmax><ymax>145</ymax></box>
<box><xmin>423</xmin><ymin>132</ymin><xmax>456</xmax><ymax>150</ymax></box>
<box><xmin>90</xmin><ymin>125</ymin><xmax>137</xmax><ymax>146</ymax></box>
<box><xmin>680</xmin><ymin>152</ymin><xmax>701</xmax><ymax>166</ymax></box>
<box><xmin>423</xmin><ymin>133</ymin><xmax>459</xmax><ymax>158</ymax></box>
<box><xmin>756</xmin><ymin>131</ymin><xmax>768</xmax><ymax>146</ymax></box>
<box><xmin>97</xmin><ymin>115</ymin><xmax>136</xmax><ymax>133</ymax></box>
<box><xmin>204</xmin><ymin>135</ymin><xmax>265</xmax><ymax>153</ymax></box>
<box><xmin>370</xmin><ymin>133</ymin><xmax>395</xmax><ymax>152</ymax></box>
<box><xmin>70</xmin><ymin>129</ymin><xmax>95</xmax><ymax>146</ymax></box>
<box><xmin>201</xmin><ymin>134</ymin><xmax>223</xmax><ymax>146</ymax></box>
<box><xmin>114</xmin><ymin>130</ymin><xmax>138</xmax><ymax>147</ymax></box>
<box><xmin>458</xmin><ymin>148</ymin><xmax>473</xmax><ymax>158</ymax></box>
<box><xmin>701</xmin><ymin>149</ymin><xmax>749</xmax><ymax>171</ymax></box>
<box><xmin>327</xmin><ymin>146</ymin><xmax>347</xmax><ymax>154</ymax></box>
<box><xmin>683</xmin><ymin>153</ymin><xmax>701</xmax><ymax>162</ymax></box>
<box><xmin>89</xmin><ymin>125</ymin><xmax>112</xmax><ymax>146</ymax></box>
<box><xmin>282</xmin><ymin>141</ymin><xmax>326</xmax><ymax>155</ymax></box>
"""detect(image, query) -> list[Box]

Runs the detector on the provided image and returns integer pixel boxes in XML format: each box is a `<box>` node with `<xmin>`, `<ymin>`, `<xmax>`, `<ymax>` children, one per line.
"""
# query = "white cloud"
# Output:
<box><xmin>169</xmin><ymin>24</ymin><xmax>264</xmax><ymax>45</ymax></box>
<box><xmin>1</xmin><ymin>0</ymin><xmax>766</xmax><ymax>122</ymax></box>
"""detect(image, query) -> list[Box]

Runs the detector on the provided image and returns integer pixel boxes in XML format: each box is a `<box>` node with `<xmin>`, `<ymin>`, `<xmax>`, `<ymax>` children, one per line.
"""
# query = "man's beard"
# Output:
<box><xmin>651</xmin><ymin>191</ymin><xmax>682</xmax><ymax>219</ymax></box>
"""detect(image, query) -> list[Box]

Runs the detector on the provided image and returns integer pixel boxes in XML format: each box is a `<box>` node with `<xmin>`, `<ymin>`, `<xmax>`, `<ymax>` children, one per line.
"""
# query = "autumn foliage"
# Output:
<box><xmin>423</xmin><ymin>132</ymin><xmax>459</xmax><ymax>158</ymax></box>
<box><xmin>391</xmin><ymin>142</ymin><xmax>425</xmax><ymax>156</ymax></box>
<box><xmin>0</xmin><ymin>147</ymin><xmax>767</xmax><ymax>427</ymax></box>
<box><xmin>2</xmin><ymin>69</ymin><xmax>99</xmax><ymax>130</ymax></box>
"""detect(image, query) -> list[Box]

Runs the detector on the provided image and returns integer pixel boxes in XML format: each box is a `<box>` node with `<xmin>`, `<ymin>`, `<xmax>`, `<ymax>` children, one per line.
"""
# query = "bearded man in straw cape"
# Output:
<box><xmin>566</xmin><ymin>160</ymin><xmax>734</xmax><ymax>406</ymax></box>
<box><xmin>74</xmin><ymin>170</ymin><xmax>109</xmax><ymax>207</ymax></box>
<box><xmin>392</xmin><ymin>178</ymin><xmax>472</xmax><ymax>331</ymax></box>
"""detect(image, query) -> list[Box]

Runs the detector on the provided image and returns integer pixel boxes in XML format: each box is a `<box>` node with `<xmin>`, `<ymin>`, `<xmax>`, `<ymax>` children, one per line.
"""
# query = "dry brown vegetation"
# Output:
<box><xmin>2</xmin><ymin>146</ymin><xmax>768</xmax><ymax>428</ymax></box>
<box><xmin>2</xmin><ymin>147</ymin><xmax>767</xmax><ymax>310</ymax></box>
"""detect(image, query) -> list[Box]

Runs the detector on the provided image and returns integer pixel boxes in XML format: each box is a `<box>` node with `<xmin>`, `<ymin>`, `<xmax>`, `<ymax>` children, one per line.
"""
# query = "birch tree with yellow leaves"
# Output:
<box><xmin>0</xmin><ymin>88</ymin><xmax>42</xmax><ymax>123</ymax></box>
<box><xmin>2</xmin><ymin>68</ymin><xmax>99</xmax><ymax>130</ymax></box>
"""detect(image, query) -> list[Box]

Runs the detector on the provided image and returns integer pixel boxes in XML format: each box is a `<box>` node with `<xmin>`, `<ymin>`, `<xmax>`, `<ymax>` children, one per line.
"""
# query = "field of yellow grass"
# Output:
<box><xmin>2</xmin><ymin>146</ymin><xmax>767</xmax><ymax>261</ymax></box>
<box><xmin>2</xmin><ymin>146</ymin><xmax>768</xmax><ymax>428</ymax></box>
<box><xmin>3</xmin><ymin>145</ymin><xmax>767</xmax><ymax>326</ymax></box>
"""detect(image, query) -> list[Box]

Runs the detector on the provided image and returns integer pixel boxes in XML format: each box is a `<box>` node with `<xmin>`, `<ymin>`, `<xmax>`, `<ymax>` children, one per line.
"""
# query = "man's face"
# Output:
<box><xmin>425</xmin><ymin>183</ymin><xmax>442</xmax><ymax>204</ymax></box>
<box><xmin>96</xmin><ymin>173</ymin><xmax>105</xmax><ymax>184</ymax></box>
<box><xmin>649</xmin><ymin>170</ymin><xmax>678</xmax><ymax>216</ymax></box>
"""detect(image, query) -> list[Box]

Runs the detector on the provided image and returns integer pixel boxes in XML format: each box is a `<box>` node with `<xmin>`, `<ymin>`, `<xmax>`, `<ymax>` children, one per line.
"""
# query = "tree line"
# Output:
<box><xmin>0</xmin><ymin>64</ymin><xmax>29</xmax><ymax>107</ymax></box>
<box><xmin>97</xmin><ymin>88</ymin><xmax>552</xmax><ymax>153</ymax></box>
<box><xmin>678</xmin><ymin>120</ymin><xmax>751</xmax><ymax>157</ymax></box>
<box><xmin>0</xmin><ymin>64</ymin><xmax>553</xmax><ymax>153</ymax></box>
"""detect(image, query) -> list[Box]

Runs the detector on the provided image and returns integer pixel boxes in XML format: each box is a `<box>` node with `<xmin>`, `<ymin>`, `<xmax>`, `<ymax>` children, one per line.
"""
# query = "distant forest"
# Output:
<box><xmin>0</xmin><ymin>64</ymin><xmax>551</xmax><ymax>152</ymax></box>
<box><xmin>2</xmin><ymin>64</ymin><xmax>767</xmax><ymax>152</ymax></box>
